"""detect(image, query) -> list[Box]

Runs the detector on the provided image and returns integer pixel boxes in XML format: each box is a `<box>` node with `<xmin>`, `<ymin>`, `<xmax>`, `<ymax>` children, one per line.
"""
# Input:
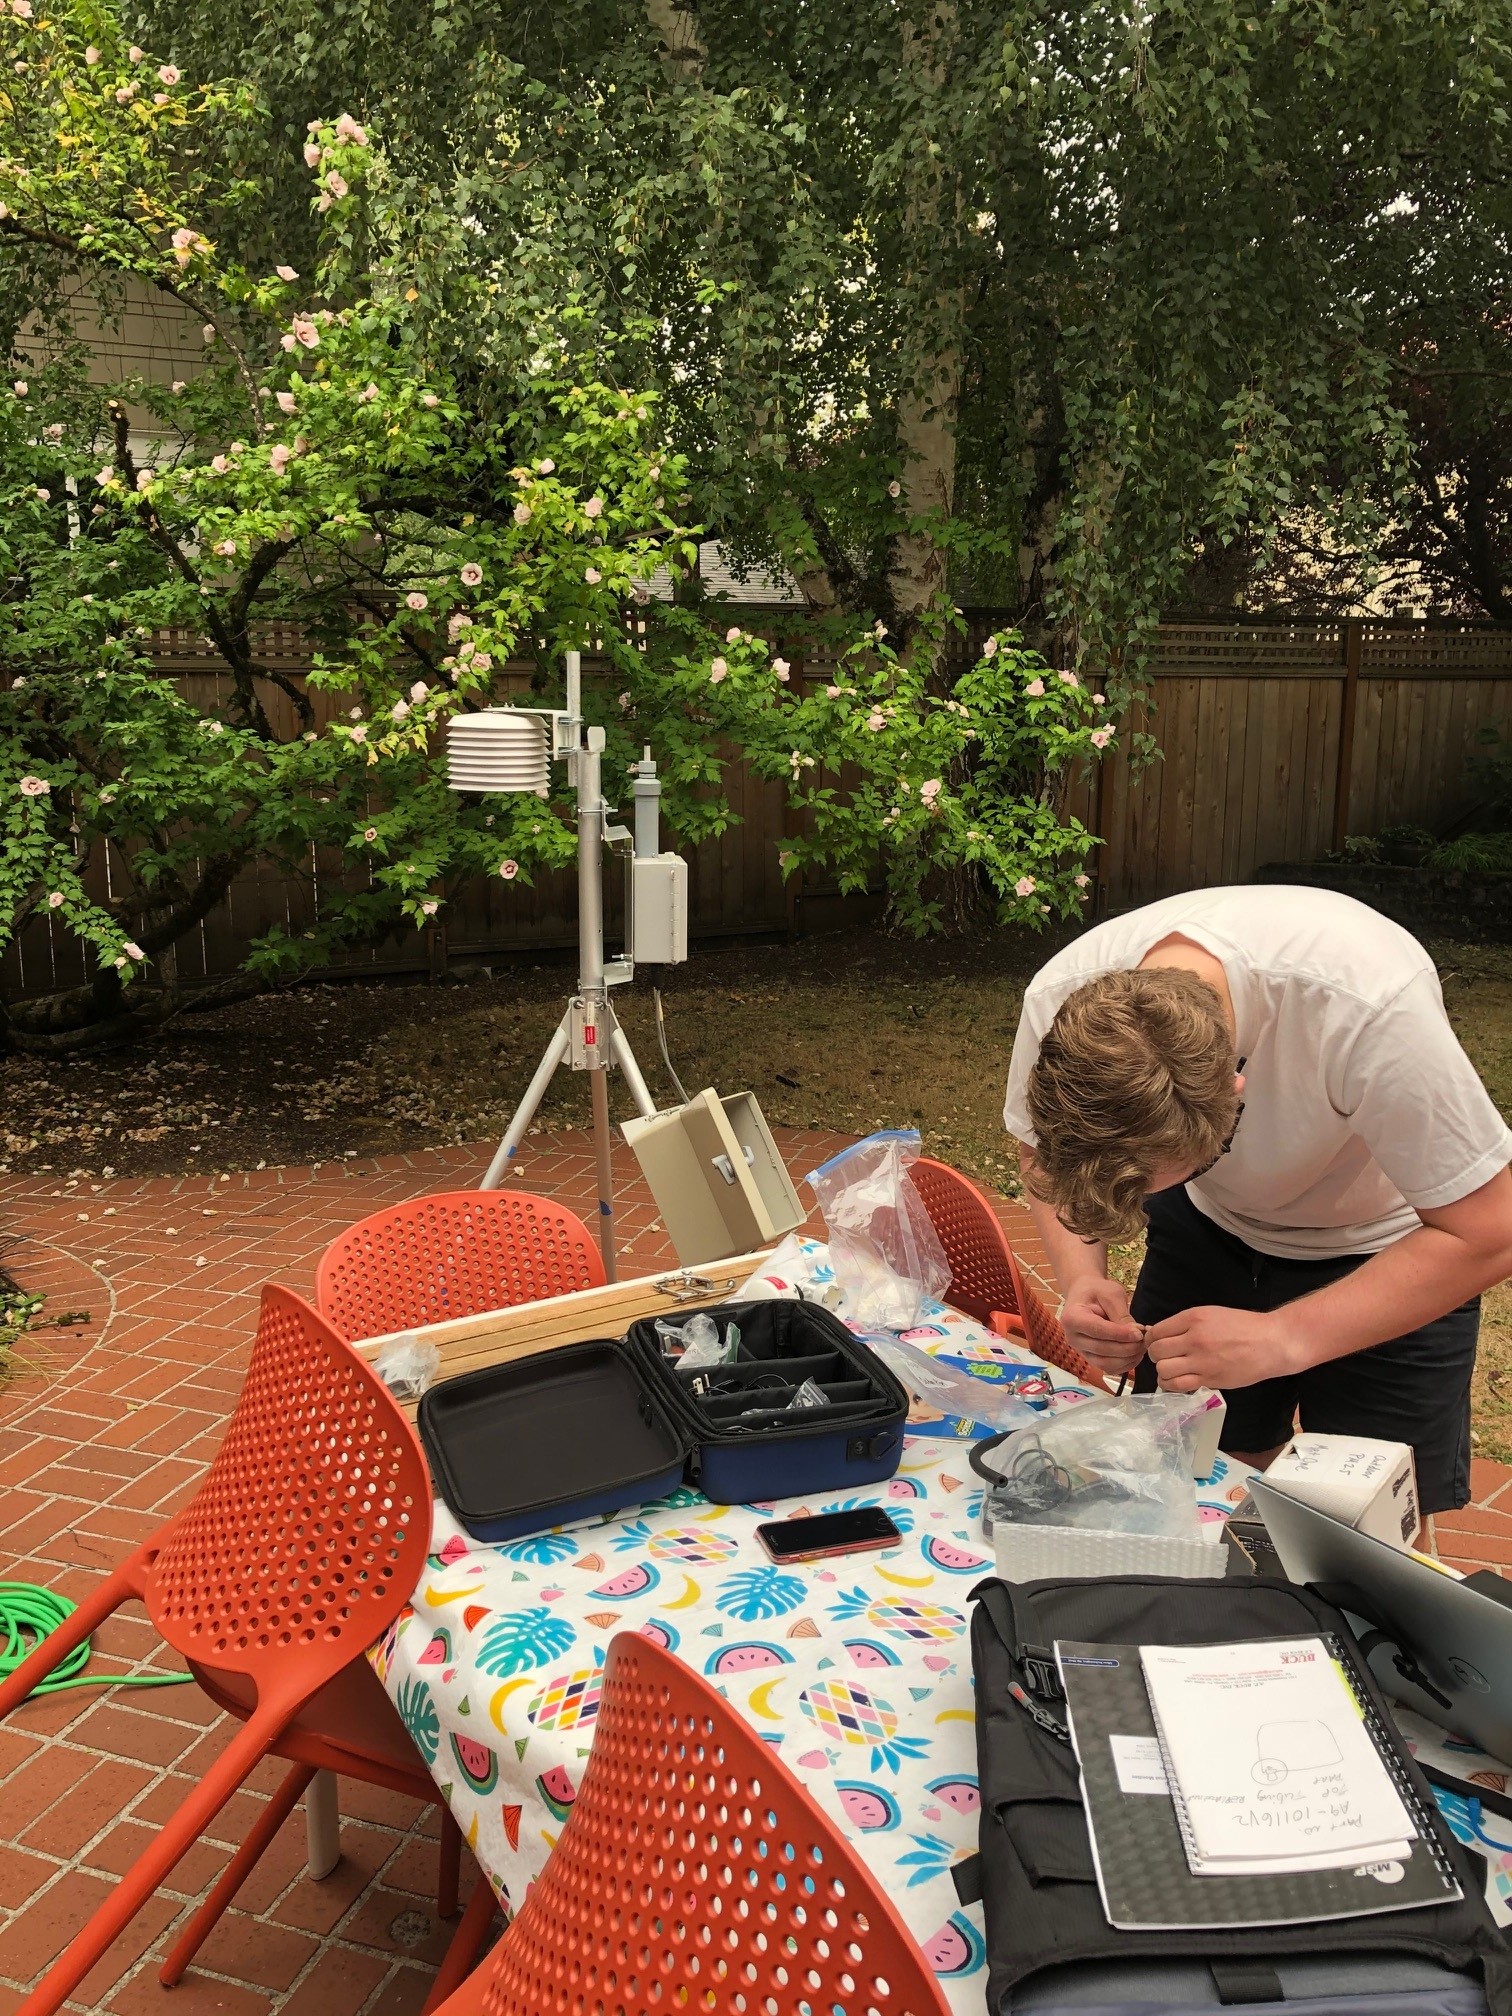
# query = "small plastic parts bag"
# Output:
<box><xmin>977</xmin><ymin>1393</ymin><xmax>1207</xmax><ymax>1539</ymax></box>
<box><xmin>806</xmin><ymin>1130</ymin><xmax>950</xmax><ymax>1331</ymax></box>
<box><xmin>864</xmin><ymin>1332</ymin><xmax>1047</xmax><ymax>1437</ymax></box>
<box><xmin>787</xmin><ymin>1378</ymin><xmax>828</xmax><ymax>1411</ymax></box>
<box><xmin>373</xmin><ymin>1333</ymin><xmax>441</xmax><ymax>1402</ymax></box>
<box><xmin>658</xmin><ymin>1314</ymin><xmax>740</xmax><ymax>1370</ymax></box>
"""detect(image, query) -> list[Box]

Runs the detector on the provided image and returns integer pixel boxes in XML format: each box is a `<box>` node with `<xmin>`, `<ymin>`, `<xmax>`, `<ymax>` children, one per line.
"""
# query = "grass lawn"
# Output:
<box><xmin>4</xmin><ymin>924</ymin><xmax>1512</xmax><ymax>1459</ymax></box>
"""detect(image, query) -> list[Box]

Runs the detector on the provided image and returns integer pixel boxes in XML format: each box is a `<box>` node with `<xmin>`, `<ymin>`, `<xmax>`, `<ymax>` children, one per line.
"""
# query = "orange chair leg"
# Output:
<box><xmin>421</xmin><ymin>1873</ymin><xmax>499</xmax><ymax>2015</ymax></box>
<box><xmin>0</xmin><ymin>1559</ymin><xmax>146</xmax><ymax>1721</ymax></box>
<box><xmin>157</xmin><ymin>1760</ymin><xmax>317</xmax><ymax>1986</ymax></box>
<box><xmin>438</xmin><ymin>1807</ymin><xmax>462</xmax><ymax>1920</ymax></box>
<box><xmin>15</xmin><ymin>1713</ymin><xmax>284</xmax><ymax>2016</ymax></box>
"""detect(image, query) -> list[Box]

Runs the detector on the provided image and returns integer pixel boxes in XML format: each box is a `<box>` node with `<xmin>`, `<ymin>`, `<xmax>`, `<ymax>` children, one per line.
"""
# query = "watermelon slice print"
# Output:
<box><xmin>502</xmin><ymin>1804</ymin><xmax>522</xmax><ymax>1851</ymax></box>
<box><xmin>536</xmin><ymin>1765</ymin><xmax>577</xmax><ymax>1822</ymax></box>
<box><xmin>449</xmin><ymin>1732</ymin><xmax>499</xmax><ymax>1794</ymax></box>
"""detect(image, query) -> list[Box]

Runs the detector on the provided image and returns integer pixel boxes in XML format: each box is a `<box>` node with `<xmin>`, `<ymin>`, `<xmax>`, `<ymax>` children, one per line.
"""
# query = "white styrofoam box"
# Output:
<box><xmin>993</xmin><ymin>1520</ymin><xmax>1222</xmax><ymax>1583</ymax></box>
<box><xmin>1262</xmin><ymin>1433</ymin><xmax>1419</xmax><ymax>1551</ymax></box>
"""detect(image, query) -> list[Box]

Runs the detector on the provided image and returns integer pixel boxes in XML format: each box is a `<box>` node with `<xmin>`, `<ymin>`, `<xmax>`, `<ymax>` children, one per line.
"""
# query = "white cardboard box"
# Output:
<box><xmin>1262</xmin><ymin>1432</ymin><xmax>1419</xmax><ymax>1550</ymax></box>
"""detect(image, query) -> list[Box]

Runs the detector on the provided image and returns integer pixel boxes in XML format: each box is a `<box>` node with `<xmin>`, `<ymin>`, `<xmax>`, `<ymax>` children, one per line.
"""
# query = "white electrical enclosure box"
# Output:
<box><xmin>622</xmin><ymin>1088</ymin><xmax>805</xmax><ymax>1266</ymax></box>
<box><xmin>631</xmin><ymin>854</ymin><xmax>688</xmax><ymax>964</ymax></box>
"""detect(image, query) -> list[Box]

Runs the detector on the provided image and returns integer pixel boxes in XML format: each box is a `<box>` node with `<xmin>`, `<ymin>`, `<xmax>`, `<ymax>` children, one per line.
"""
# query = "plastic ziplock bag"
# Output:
<box><xmin>864</xmin><ymin>1331</ymin><xmax>1050</xmax><ymax>1438</ymax></box>
<box><xmin>373</xmin><ymin>1333</ymin><xmax>441</xmax><ymax>1402</ymax></box>
<box><xmin>736</xmin><ymin>1234</ymin><xmax>845</xmax><ymax>1310</ymax></box>
<box><xmin>976</xmin><ymin>1392</ymin><xmax>1209</xmax><ymax>1538</ymax></box>
<box><xmin>658</xmin><ymin>1314</ymin><xmax>741</xmax><ymax>1370</ymax></box>
<box><xmin>806</xmin><ymin>1129</ymin><xmax>950</xmax><ymax>1331</ymax></box>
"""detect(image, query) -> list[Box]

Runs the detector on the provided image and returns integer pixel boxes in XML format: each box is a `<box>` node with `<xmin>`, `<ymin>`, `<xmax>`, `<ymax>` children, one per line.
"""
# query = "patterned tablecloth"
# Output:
<box><xmin>373</xmin><ymin>1243</ymin><xmax>1253</xmax><ymax>2008</ymax></box>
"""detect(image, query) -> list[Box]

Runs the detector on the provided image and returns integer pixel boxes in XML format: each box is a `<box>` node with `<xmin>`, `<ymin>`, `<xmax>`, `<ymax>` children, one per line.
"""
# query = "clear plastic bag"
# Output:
<box><xmin>373</xmin><ymin>1333</ymin><xmax>441</xmax><ymax>1402</ymax></box>
<box><xmin>864</xmin><ymin>1332</ymin><xmax>1047</xmax><ymax>1437</ymax></box>
<box><xmin>786</xmin><ymin>1377</ymin><xmax>828</xmax><ymax>1410</ymax></box>
<box><xmin>806</xmin><ymin>1129</ymin><xmax>950</xmax><ymax>1331</ymax></box>
<box><xmin>658</xmin><ymin>1313</ymin><xmax>740</xmax><ymax>1370</ymax></box>
<box><xmin>978</xmin><ymin>1393</ymin><xmax>1208</xmax><ymax>1538</ymax></box>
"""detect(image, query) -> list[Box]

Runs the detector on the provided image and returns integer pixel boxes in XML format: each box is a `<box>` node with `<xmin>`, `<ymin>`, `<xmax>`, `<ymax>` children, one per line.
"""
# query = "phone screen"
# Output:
<box><xmin>755</xmin><ymin>1506</ymin><xmax>902</xmax><ymax>1563</ymax></box>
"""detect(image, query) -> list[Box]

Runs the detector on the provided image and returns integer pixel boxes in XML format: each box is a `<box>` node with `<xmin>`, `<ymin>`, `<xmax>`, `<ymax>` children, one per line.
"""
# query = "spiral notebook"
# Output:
<box><xmin>1141</xmin><ymin>1636</ymin><xmax>1416</xmax><ymax>1876</ymax></box>
<box><xmin>1056</xmin><ymin>1638</ymin><xmax>1462</xmax><ymax>1931</ymax></box>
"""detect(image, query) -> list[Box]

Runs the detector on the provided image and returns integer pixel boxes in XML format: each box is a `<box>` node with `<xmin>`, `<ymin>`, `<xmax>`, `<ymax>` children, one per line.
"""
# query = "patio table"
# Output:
<box><xmin>365</xmin><ymin>1240</ymin><xmax>1255</xmax><ymax>2007</ymax></box>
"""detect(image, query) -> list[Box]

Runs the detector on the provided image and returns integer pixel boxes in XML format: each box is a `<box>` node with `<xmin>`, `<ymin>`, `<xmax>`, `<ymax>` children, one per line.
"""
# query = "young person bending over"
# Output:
<box><xmin>1002</xmin><ymin>885</ymin><xmax>1512</xmax><ymax>1513</ymax></box>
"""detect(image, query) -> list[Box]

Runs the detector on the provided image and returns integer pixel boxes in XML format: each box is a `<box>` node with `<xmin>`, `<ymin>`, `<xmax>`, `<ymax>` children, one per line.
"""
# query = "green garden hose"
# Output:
<box><xmin>0</xmin><ymin>1582</ymin><xmax>193</xmax><ymax>1697</ymax></box>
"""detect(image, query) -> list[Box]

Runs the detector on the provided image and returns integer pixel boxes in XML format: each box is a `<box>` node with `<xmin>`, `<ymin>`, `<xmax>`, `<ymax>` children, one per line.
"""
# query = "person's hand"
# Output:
<box><xmin>1145</xmin><ymin>1306</ymin><xmax>1300</xmax><ymax>1392</ymax></box>
<box><xmin>1060</xmin><ymin>1276</ymin><xmax>1146</xmax><ymax>1375</ymax></box>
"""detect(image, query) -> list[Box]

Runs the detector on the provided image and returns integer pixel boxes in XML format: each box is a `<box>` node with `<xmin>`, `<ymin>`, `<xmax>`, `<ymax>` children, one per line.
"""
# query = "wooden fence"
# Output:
<box><xmin>7</xmin><ymin>617</ymin><xmax>1512</xmax><ymax>1000</ymax></box>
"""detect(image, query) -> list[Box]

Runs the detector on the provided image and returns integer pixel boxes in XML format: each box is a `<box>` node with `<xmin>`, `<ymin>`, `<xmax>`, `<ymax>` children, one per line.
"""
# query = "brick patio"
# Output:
<box><xmin>1</xmin><ymin>1129</ymin><xmax>1509</xmax><ymax>2014</ymax></box>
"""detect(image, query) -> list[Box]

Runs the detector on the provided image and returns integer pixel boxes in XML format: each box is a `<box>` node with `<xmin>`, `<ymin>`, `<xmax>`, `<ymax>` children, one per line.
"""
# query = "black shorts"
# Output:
<box><xmin>1129</xmin><ymin>1184</ymin><xmax>1478</xmax><ymax>1515</ymax></box>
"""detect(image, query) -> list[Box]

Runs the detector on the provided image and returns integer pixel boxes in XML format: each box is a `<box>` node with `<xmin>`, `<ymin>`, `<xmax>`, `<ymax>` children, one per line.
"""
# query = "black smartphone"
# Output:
<box><xmin>755</xmin><ymin>1506</ymin><xmax>902</xmax><ymax>1564</ymax></box>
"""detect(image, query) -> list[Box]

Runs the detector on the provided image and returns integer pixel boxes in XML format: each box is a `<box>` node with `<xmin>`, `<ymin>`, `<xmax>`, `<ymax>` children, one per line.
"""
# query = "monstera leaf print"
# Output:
<box><xmin>496</xmin><ymin>1532</ymin><xmax>580</xmax><ymax>1567</ymax></box>
<box><xmin>714</xmin><ymin>1567</ymin><xmax>808</xmax><ymax>1622</ymax></box>
<box><xmin>395</xmin><ymin>1675</ymin><xmax>440</xmax><ymax>1765</ymax></box>
<box><xmin>475</xmin><ymin>1607</ymin><xmax>578</xmax><ymax>1678</ymax></box>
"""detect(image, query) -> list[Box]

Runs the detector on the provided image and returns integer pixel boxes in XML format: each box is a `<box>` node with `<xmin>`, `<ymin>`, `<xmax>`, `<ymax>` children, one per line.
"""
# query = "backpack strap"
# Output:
<box><xmin>1210</xmin><ymin>1961</ymin><xmax>1285</xmax><ymax>2004</ymax></box>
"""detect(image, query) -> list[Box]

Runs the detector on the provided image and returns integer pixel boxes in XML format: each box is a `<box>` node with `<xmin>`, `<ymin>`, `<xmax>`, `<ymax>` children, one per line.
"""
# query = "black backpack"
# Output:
<box><xmin>964</xmin><ymin>1573</ymin><xmax>1510</xmax><ymax>2016</ymax></box>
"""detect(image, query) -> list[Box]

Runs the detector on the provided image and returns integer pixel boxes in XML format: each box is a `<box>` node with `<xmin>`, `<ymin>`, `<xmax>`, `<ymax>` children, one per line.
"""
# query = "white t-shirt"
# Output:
<box><xmin>1002</xmin><ymin>885</ymin><xmax>1512</xmax><ymax>1259</ymax></box>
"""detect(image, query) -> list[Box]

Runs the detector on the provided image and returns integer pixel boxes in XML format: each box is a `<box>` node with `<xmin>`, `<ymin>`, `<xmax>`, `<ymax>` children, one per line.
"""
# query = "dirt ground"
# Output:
<box><xmin>10</xmin><ymin>925</ymin><xmax>1512</xmax><ymax>1460</ymax></box>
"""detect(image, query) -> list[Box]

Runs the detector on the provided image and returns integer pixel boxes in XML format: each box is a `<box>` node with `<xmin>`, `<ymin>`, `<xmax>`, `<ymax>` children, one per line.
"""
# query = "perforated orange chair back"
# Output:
<box><xmin>438</xmin><ymin>1631</ymin><xmax>951</xmax><ymax>2016</ymax></box>
<box><xmin>315</xmin><ymin>1188</ymin><xmax>606</xmax><ymax>1342</ymax></box>
<box><xmin>911</xmin><ymin>1157</ymin><xmax>1108</xmax><ymax>1391</ymax></box>
<box><xmin>143</xmin><ymin>1283</ymin><xmax>432</xmax><ymax>1690</ymax></box>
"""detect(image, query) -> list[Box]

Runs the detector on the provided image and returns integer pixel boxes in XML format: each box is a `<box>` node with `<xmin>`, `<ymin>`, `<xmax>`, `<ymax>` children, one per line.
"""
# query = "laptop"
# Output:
<box><xmin>1250</xmin><ymin>1475</ymin><xmax>1512</xmax><ymax>1768</ymax></box>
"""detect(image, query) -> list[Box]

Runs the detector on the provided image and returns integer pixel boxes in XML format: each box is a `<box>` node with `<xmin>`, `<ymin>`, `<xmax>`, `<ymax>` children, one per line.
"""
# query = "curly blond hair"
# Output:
<box><xmin>1022</xmin><ymin>967</ymin><xmax>1239</xmax><ymax>1243</ymax></box>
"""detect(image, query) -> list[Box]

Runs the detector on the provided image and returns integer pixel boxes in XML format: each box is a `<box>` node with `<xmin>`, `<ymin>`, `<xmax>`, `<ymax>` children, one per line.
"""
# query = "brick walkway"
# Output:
<box><xmin>1</xmin><ymin>1131</ymin><xmax>1509</xmax><ymax>2014</ymax></box>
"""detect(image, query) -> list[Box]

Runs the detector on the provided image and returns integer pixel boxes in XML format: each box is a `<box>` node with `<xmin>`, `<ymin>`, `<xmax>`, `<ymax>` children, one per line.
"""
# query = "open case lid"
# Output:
<box><xmin>622</xmin><ymin>1088</ymin><xmax>806</xmax><ymax>1266</ymax></box>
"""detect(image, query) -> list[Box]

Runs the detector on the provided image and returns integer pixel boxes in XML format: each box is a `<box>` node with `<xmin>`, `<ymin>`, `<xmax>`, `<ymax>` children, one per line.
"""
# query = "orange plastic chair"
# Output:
<box><xmin>316</xmin><ymin>1188</ymin><xmax>606</xmax><ymax>1341</ymax></box>
<box><xmin>0</xmin><ymin>1286</ymin><xmax>489</xmax><ymax>2016</ymax></box>
<box><xmin>427</xmin><ymin>1631</ymin><xmax>953</xmax><ymax>2016</ymax></box>
<box><xmin>911</xmin><ymin>1156</ymin><xmax>1110</xmax><ymax>1392</ymax></box>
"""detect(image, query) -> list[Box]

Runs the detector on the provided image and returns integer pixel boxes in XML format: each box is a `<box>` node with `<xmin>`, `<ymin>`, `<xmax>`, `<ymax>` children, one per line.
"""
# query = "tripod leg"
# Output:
<box><xmin>607</xmin><ymin>1016</ymin><xmax>658</xmax><ymax>1119</ymax></box>
<box><xmin>480</xmin><ymin>1013</ymin><xmax>571</xmax><ymax>1189</ymax></box>
<box><xmin>590</xmin><ymin>1065</ymin><xmax>617</xmax><ymax>1282</ymax></box>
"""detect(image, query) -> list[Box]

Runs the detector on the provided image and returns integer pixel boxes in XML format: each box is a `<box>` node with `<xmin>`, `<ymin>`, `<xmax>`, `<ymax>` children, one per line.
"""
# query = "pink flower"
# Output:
<box><xmin>421</xmin><ymin>393</ymin><xmax>438</xmax><ymax>408</ymax></box>
<box><xmin>982</xmin><ymin>637</ymin><xmax>997</xmax><ymax>658</ymax></box>
<box><xmin>1090</xmin><ymin>728</ymin><xmax>1113</xmax><ymax>750</ymax></box>
<box><xmin>874</xmin><ymin>621</ymin><xmax>889</xmax><ymax>640</ymax></box>
<box><xmin>303</xmin><ymin>143</ymin><xmax>322</xmax><ymax>168</ymax></box>
<box><xmin>33</xmin><ymin>487</ymin><xmax>48</xmax><ymax>502</ymax></box>
<box><xmin>582</xmin><ymin>496</ymin><xmax>603</xmax><ymax>519</ymax></box>
<box><xmin>124</xmin><ymin>941</ymin><xmax>144</xmax><ymax>961</ymax></box>
<box><xmin>499</xmin><ymin>858</ymin><xmax>519</xmax><ymax>880</ymax></box>
<box><xmin>825</xmin><ymin>684</ymin><xmax>841</xmax><ymax>699</ymax></box>
<box><xmin>725</xmin><ymin>626</ymin><xmax>742</xmax><ymax>643</ymax></box>
<box><xmin>363</xmin><ymin>825</ymin><xmax>378</xmax><ymax>842</ymax></box>
<box><xmin>18</xmin><ymin>775</ymin><xmax>48</xmax><ymax>797</ymax></box>
<box><xmin>773</xmin><ymin>657</ymin><xmax>791</xmax><ymax>682</ymax></box>
<box><xmin>84</xmin><ymin>44</ymin><xmax>100</xmax><ymax>62</ymax></box>
<box><xmin>421</xmin><ymin>899</ymin><xmax>439</xmax><ymax>916</ymax></box>
<box><xmin>213</xmin><ymin>538</ymin><xmax>237</xmax><ymax>556</ymax></box>
<box><xmin>865</xmin><ymin>710</ymin><xmax>885</xmax><ymax>732</ymax></box>
<box><xmin>44</xmin><ymin>422</ymin><xmax>63</xmax><ymax>441</ymax></box>
<box><xmin>334</xmin><ymin>113</ymin><xmax>366</xmax><ymax>143</ymax></box>
<box><xmin>410</xmin><ymin>680</ymin><xmax>429</xmax><ymax>702</ymax></box>
<box><xmin>96</xmin><ymin>466</ymin><xmax>115</xmax><ymax>487</ymax></box>
<box><xmin>11</xmin><ymin>380</ymin><xmax>25</xmax><ymax>397</ymax></box>
<box><xmin>460</xmin><ymin>563</ymin><xmax>483</xmax><ymax>587</ymax></box>
<box><xmin>513</xmin><ymin>502</ymin><xmax>531</xmax><ymax>526</ymax></box>
<box><xmin>888</xmin><ymin>480</ymin><xmax>901</xmax><ymax>498</ymax></box>
<box><xmin>471</xmin><ymin>653</ymin><xmax>492</xmax><ymax>673</ymax></box>
<box><xmin>618</xmin><ymin>691</ymin><xmax>632</xmax><ymax>710</ymax></box>
<box><xmin>584</xmin><ymin>567</ymin><xmax>602</xmax><ymax>584</ymax></box>
<box><xmin>355</xmin><ymin>383</ymin><xmax>377</xmax><ymax>404</ymax></box>
<box><xmin>326</xmin><ymin>170</ymin><xmax>349</xmax><ymax>200</ymax></box>
<box><xmin>157</xmin><ymin>64</ymin><xmax>179</xmax><ymax>84</ymax></box>
<box><xmin>210</xmin><ymin>453</ymin><xmax>229</xmax><ymax>474</ymax></box>
<box><xmin>280</xmin><ymin>334</ymin><xmax>295</xmax><ymax>351</ymax></box>
<box><xmin>269</xmin><ymin>444</ymin><xmax>291</xmax><ymax>476</ymax></box>
<box><xmin>1058</xmin><ymin>669</ymin><xmax>1079</xmax><ymax>686</ymax></box>
<box><xmin>1015</xmin><ymin>876</ymin><xmax>1037</xmax><ymax>898</ymax></box>
<box><xmin>536</xmin><ymin>457</ymin><xmax>555</xmax><ymax>473</ymax></box>
<box><xmin>276</xmin><ymin>264</ymin><xmax>298</xmax><ymax>282</ymax></box>
<box><xmin>275</xmin><ymin>390</ymin><xmax>297</xmax><ymax>415</ymax></box>
<box><xmin>47</xmin><ymin>890</ymin><xmax>63</xmax><ymax>908</ymax></box>
<box><xmin>349</xmin><ymin>724</ymin><xmax>367</xmax><ymax>743</ymax></box>
<box><xmin>291</xmin><ymin>316</ymin><xmax>319</xmax><ymax>349</ymax></box>
<box><xmin>919</xmin><ymin>778</ymin><xmax>942</xmax><ymax>805</ymax></box>
<box><xmin>1074</xmin><ymin>874</ymin><xmax>1090</xmax><ymax>889</ymax></box>
<box><xmin>709</xmin><ymin>658</ymin><xmax>728</xmax><ymax>683</ymax></box>
<box><xmin>1025</xmin><ymin>677</ymin><xmax>1045</xmax><ymax>697</ymax></box>
<box><xmin>458</xmin><ymin>640</ymin><xmax>475</xmax><ymax>660</ymax></box>
<box><xmin>1093</xmin><ymin>692</ymin><xmax>1106</xmax><ymax>705</ymax></box>
<box><xmin>128</xmin><ymin>43</ymin><xmax>144</xmax><ymax>60</ymax></box>
<box><xmin>406</xmin><ymin>591</ymin><xmax>428</xmax><ymax>611</ymax></box>
<box><xmin>115</xmin><ymin>85</ymin><xmax>135</xmax><ymax>102</ymax></box>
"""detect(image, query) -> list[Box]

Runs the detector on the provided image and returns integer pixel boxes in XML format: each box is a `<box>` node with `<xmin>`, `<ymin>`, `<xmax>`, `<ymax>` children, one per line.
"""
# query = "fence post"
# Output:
<box><xmin>1331</xmin><ymin>619</ymin><xmax>1364</xmax><ymax>854</ymax></box>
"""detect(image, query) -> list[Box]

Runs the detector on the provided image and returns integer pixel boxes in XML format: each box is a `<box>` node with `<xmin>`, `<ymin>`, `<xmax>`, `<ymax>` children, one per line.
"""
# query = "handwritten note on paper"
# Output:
<box><xmin>1140</xmin><ymin>1638</ymin><xmax>1416</xmax><ymax>1875</ymax></box>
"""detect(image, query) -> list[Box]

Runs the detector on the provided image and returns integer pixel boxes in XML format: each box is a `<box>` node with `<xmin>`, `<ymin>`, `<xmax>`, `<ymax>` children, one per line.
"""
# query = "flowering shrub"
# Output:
<box><xmin>0</xmin><ymin>0</ymin><xmax>1108</xmax><ymax>1043</ymax></box>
